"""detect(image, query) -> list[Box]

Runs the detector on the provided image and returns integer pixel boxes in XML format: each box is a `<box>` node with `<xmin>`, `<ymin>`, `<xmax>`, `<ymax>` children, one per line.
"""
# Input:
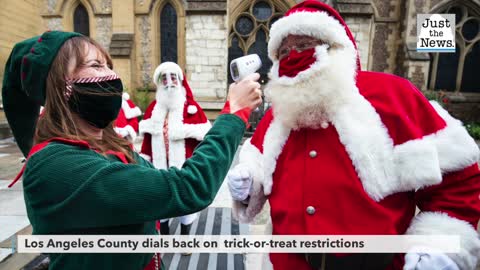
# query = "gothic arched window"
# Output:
<box><xmin>74</xmin><ymin>4</ymin><xmax>89</xmax><ymax>36</ymax></box>
<box><xmin>161</xmin><ymin>3</ymin><xmax>178</xmax><ymax>63</ymax></box>
<box><xmin>228</xmin><ymin>1</ymin><xmax>287</xmax><ymax>84</ymax></box>
<box><xmin>429</xmin><ymin>4</ymin><xmax>480</xmax><ymax>92</ymax></box>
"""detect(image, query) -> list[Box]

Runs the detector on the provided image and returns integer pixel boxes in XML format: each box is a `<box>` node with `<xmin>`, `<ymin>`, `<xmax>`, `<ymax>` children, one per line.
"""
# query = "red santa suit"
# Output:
<box><xmin>139</xmin><ymin>63</ymin><xmax>212</xmax><ymax>168</ymax></box>
<box><xmin>139</xmin><ymin>62</ymin><xmax>212</xmax><ymax>227</ymax></box>
<box><xmin>232</xmin><ymin>2</ymin><xmax>480</xmax><ymax>270</ymax></box>
<box><xmin>114</xmin><ymin>92</ymin><xmax>141</xmax><ymax>141</ymax></box>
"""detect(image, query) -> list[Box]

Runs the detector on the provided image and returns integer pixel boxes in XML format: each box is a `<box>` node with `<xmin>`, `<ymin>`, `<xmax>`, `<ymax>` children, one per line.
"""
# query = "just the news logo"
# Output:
<box><xmin>417</xmin><ymin>14</ymin><xmax>456</xmax><ymax>53</ymax></box>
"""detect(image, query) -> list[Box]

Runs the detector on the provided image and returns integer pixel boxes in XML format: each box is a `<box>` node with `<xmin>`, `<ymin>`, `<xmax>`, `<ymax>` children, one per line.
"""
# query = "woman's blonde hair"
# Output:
<box><xmin>35</xmin><ymin>36</ymin><xmax>135</xmax><ymax>163</ymax></box>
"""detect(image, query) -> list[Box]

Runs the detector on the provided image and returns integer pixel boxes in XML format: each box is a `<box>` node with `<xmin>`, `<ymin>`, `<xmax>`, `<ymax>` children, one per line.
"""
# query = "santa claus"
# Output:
<box><xmin>114</xmin><ymin>92</ymin><xmax>142</xmax><ymax>141</ymax></box>
<box><xmin>227</xmin><ymin>1</ymin><xmax>480</xmax><ymax>270</ymax></box>
<box><xmin>139</xmin><ymin>62</ymin><xmax>212</xmax><ymax>237</ymax></box>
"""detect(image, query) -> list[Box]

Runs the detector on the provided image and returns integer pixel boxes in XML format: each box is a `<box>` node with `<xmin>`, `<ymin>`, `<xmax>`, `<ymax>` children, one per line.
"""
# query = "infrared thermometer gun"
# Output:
<box><xmin>230</xmin><ymin>54</ymin><xmax>262</xmax><ymax>82</ymax></box>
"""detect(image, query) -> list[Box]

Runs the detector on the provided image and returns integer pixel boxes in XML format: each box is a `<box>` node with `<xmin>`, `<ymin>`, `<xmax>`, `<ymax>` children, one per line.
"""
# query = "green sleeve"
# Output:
<box><xmin>23</xmin><ymin>114</ymin><xmax>245</xmax><ymax>233</ymax></box>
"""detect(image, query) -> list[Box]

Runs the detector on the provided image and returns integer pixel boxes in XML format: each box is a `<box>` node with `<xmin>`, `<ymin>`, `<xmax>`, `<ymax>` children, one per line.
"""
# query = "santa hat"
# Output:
<box><xmin>152</xmin><ymin>62</ymin><xmax>198</xmax><ymax>115</ymax></box>
<box><xmin>2</xmin><ymin>31</ymin><xmax>82</xmax><ymax>156</ymax></box>
<box><xmin>268</xmin><ymin>0</ymin><xmax>358</xmax><ymax>63</ymax></box>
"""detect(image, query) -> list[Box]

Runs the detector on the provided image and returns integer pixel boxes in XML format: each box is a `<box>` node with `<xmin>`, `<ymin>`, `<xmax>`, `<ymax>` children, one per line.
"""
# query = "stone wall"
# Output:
<box><xmin>136</xmin><ymin>15</ymin><xmax>153</xmax><ymax>88</ymax></box>
<box><xmin>344</xmin><ymin>16</ymin><xmax>373</xmax><ymax>70</ymax></box>
<box><xmin>95</xmin><ymin>16</ymin><xmax>112</xmax><ymax>49</ymax></box>
<box><xmin>185</xmin><ymin>15</ymin><xmax>228</xmax><ymax>101</ymax></box>
<box><xmin>0</xmin><ymin>0</ymin><xmax>43</xmax><ymax>91</ymax></box>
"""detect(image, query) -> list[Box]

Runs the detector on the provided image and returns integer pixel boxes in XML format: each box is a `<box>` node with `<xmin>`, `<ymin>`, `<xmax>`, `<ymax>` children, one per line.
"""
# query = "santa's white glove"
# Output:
<box><xmin>227</xmin><ymin>165</ymin><xmax>253</xmax><ymax>202</ymax></box>
<box><xmin>404</xmin><ymin>250</ymin><xmax>459</xmax><ymax>270</ymax></box>
<box><xmin>115</xmin><ymin>127</ymin><xmax>129</xmax><ymax>138</ymax></box>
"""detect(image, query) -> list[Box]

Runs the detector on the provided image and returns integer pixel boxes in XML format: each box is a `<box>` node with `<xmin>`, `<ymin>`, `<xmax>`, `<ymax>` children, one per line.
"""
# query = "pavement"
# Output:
<box><xmin>0</xmin><ymin>137</ymin><xmax>28</xmax><ymax>268</ymax></box>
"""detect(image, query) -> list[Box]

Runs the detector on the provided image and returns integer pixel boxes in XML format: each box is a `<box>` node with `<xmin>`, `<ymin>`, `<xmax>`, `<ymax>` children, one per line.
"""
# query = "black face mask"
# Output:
<box><xmin>67</xmin><ymin>75</ymin><xmax>123</xmax><ymax>129</ymax></box>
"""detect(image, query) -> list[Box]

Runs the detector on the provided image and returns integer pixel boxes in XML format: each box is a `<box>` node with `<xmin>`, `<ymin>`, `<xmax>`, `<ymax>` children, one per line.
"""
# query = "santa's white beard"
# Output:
<box><xmin>156</xmin><ymin>85</ymin><xmax>186</xmax><ymax>111</ymax></box>
<box><xmin>266</xmin><ymin>44</ymin><xmax>359</xmax><ymax>130</ymax></box>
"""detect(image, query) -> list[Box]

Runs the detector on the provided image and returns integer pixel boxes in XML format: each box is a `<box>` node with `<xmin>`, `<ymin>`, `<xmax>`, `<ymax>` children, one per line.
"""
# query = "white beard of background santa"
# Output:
<box><xmin>231</xmin><ymin>1</ymin><xmax>480</xmax><ymax>270</ymax></box>
<box><xmin>139</xmin><ymin>62</ymin><xmax>211</xmax><ymax>169</ymax></box>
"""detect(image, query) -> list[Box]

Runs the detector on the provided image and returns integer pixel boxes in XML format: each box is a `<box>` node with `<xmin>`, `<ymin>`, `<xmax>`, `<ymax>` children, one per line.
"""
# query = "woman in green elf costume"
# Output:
<box><xmin>2</xmin><ymin>31</ymin><xmax>262</xmax><ymax>270</ymax></box>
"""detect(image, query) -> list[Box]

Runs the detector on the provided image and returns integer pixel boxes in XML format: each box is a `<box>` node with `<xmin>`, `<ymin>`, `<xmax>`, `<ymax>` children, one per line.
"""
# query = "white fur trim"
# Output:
<box><xmin>268</xmin><ymin>11</ymin><xmax>353</xmax><ymax>61</ymax></box>
<box><xmin>139</xmin><ymin>153</ymin><xmax>152</xmax><ymax>162</ymax></box>
<box><xmin>390</xmin><ymin>101</ymin><xmax>479</xmax><ymax>193</ymax></box>
<box><xmin>330</xmin><ymin>94</ymin><xmax>400</xmax><ymax>201</ymax></box>
<box><xmin>165</xmin><ymin>105</ymin><xmax>186</xmax><ymax>169</ymax></box>
<box><xmin>115</xmin><ymin>125</ymin><xmax>137</xmax><ymax>141</ymax></box>
<box><xmin>187</xmin><ymin>105</ymin><xmax>198</xmax><ymax>114</ymax></box>
<box><xmin>149</xmin><ymin>104</ymin><xmax>168</xmax><ymax>169</ymax></box>
<box><xmin>232</xmin><ymin>139</ymin><xmax>268</xmax><ymax>223</ymax></box>
<box><xmin>262</xmin><ymin>118</ymin><xmax>291</xmax><ymax>195</ymax></box>
<box><xmin>153</xmin><ymin>62</ymin><xmax>184</xmax><ymax>86</ymax></box>
<box><xmin>122</xmin><ymin>100</ymin><xmax>142</xmax><ymax>119</ymax></box>
<box><xmin>393</xmin><ymin>139</ymin><xmax>442</xmax><ymax>190</ymax></box>
<box><xmin>261</xmin><ymin>218</ymin><xmax>274</xmax><ymax>270</ymax></box>
<box><xmin>262</xmin><ymin>254</ymin><xmax>274</xmax><ymax>270</ymax></box>
<box><xmin>260</xmin><ymin>92</ymin><xmax>448</xmax><ymax>201</ymax></box>
<box><xmin>183</xmin><ymin>121</ymin><xmax>212</xmax><ymax>141</ymax></box>
<box><xmin>139</xmin><ymin>119</ymin><xmax>162</xmax><ymax>136</ymax></box>
<box><xmin>407</xmin><ymin>212</ymin><xmax>480</xmax><ymax>270</ymax></box>
<box><xmin>122</xmin><ymin>92</ymin><xmax>130</xmax><ymax>100</ymax></box>
<box><xmin>239</xmin><ymin>139</ymin><xmax>264</xmax><ymax>182</ymax></box>
<box><xmin>144</xmin><ymin>96</ymin><xmax>189</xmax><ymax>169</ymax></box>
<box><xmin>427</xmin><ymin>101</ymin><xmax>480</xmax><ymax>173</ymax></box>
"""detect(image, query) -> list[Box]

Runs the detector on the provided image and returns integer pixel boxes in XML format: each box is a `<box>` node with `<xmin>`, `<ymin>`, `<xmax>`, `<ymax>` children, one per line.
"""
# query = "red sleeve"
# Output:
<box><xmin>140</xmin><ymin>133</ymin><xmax>152</xmax><ymax>158</ymax></box>
<box><xmin>127</xmin><ymin>117</ymin><xmax>139</xmax><ymax>132</ymax></box>
<box><xmin>248</xmin><ymin>109</ymin><xmax>273</xmax><ymax>154</ymax></box>
<box><xmin>220</xmin><ymin>101</ymin><xmax>252</xmax><ymax>125</ymax></box>
<box><xmin>139</xmin><ymin>101</ymin><xmax>156</xmax><ymax>158</ymax></box>
<box><xmin>358</xmin><ymin>72</ymin><xmax>446</xmax><ymax>145</ymax></box>
<box><xmin>415</xmin><ymin>165</ymin><xmax>480</xmax><ymax>227</ymax></box>
<box><xmin>143</xmin><ymin>101</ymin><xmax>156</xmax><ymax>120</ymax></box>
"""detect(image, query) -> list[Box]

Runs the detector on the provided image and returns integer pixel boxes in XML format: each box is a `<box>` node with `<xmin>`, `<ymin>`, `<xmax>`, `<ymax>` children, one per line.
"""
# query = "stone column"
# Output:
<box><xmin>335</xmin><ymin>0</ymin><xmax>375</xmax><ymax>70</ymax></box>
<box><xmin>110</xmin><ymin>0</ymin><xmax>135</xmax><ymax>90</ymax></box>
<box><xmin>185</xmin><ymin>0</ymin><xmax>228</xmax><ymax>115</ymax></box>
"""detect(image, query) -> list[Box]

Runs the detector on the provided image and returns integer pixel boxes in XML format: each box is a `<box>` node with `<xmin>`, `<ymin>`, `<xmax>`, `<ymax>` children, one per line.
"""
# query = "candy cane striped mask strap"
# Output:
<box><xmin>65</xmin><ymin>74</ymin><xmax>121</xmax><ymax>98</ymax></box>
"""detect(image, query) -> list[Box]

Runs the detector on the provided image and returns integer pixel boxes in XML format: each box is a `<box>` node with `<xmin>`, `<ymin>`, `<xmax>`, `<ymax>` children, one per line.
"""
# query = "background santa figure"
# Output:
<box><xmin>139</xmin><ymin>62</ymin><xmax>212</xmax><ymax>238</ymax></box>
<box><xmin>114</xmin><ymin>92</ymin><xmax>142</xmax><ymax>141</ymax></box>
<box><xmin>227</xmin><ymin>1</ymin><xmax>480</xmax><ymax>270</ymax></box>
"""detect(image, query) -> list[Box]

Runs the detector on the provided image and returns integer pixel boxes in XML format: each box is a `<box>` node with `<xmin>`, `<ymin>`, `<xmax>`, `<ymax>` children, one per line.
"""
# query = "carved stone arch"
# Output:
<box><xmin>229</xmin><ymin>32</ymin><xmax>247</xmax><ymax>53</ymax></box>
<box><xmin>228</xmin><ymin>0</ymin><xmax>293</xmax><ymax>85</ymax></box>
<box><xmin>60</xmin><ymin>0</ymin><xmax>96</xmax><ymax>37</ymax></box>
<box><xmin>368</xmin><ymin>1</ymin><xmax>382</xmax><ymax>21</ymax></box>
<box><xmin>431</xmin><ymin>0</ymin><xmax>480</xmax><ymax>14</ymax></box>
<box><xmin>229</xmin><ymin>0</ymin><xmax>293</xmax><ymax>33</ymax></box>
<box><xmin>245</xmin><ymin>24</ymin><xmax>270</xmax><ymax>49</ymax></box>
<box><xmin>150</xmin><ymin>0</ymin><xmax>186</xmax><ymax>70</ymax></box>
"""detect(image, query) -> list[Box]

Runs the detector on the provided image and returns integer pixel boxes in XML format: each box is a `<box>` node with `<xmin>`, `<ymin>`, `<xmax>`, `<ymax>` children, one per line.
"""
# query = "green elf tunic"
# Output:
<box><xmin>22</xmin><ymin>114</ymin><xmax>245</xmax><ymax>270</ymax></box>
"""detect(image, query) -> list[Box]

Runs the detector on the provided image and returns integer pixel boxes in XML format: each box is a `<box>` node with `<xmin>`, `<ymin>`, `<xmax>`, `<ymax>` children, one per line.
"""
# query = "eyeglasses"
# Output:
<box><xmin>277</xmin><ymin>40</ymin><xmax>329</xmax><ymax>60</ymax></box>
<box><xmin>161</xmin><ymin>73</ymin><xmax>179</xmax><ymax>85</ymax></box>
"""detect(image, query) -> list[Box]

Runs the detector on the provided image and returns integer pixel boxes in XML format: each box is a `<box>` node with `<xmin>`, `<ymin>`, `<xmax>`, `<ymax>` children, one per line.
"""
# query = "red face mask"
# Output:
<box><xmin>278</xmin><ymin>48</ymin><xmax>316</xmax><ymax>78</ymax></box>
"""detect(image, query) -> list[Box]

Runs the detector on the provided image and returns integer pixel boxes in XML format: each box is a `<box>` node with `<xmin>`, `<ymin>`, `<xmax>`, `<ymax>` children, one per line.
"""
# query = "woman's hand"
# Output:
<box><xmin>228</xmin><ymin>73</ymin><xmax>262</xmax><ymax>114</ymax></box>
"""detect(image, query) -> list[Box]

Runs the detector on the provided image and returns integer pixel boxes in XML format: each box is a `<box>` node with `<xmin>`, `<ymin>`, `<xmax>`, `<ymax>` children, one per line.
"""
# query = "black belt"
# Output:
<box><xmin>304</xmin><ymin>253</ymin><xmax>394</xmax><ymax>270</ymax></box>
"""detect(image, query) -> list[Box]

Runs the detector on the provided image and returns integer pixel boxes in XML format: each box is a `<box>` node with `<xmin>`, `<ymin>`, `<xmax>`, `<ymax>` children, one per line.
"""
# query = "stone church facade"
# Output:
<box><xmin>1</xmin><ymin>0</ymin><xmax>479</xmax><ymax>120</ymax></box>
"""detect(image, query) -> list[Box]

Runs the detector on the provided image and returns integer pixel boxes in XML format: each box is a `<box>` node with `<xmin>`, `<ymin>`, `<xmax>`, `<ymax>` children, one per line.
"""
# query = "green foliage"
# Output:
<box><xmin>465</xmin><ymin>123</ymin><xmax>480</xmax><ymax>140</ymax></box>
<box><xmin>422</xmin><ymin>90</ymin><xmax>449</xmax><ymax>106</ymax></box>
